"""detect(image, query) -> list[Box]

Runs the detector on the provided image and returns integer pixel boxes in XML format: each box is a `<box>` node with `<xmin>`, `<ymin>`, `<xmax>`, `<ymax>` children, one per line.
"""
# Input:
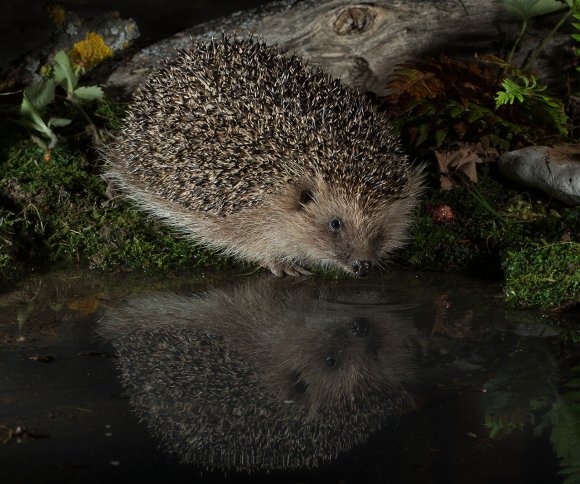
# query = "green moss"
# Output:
<box><xmin>395</xmin><ymin>168</ymin><xmax>580</xmax><ymax>307</ymax></box>
<box><xmin>0</xmin><ymin>136</ymin><xmax>243</xmax><ymax>280</ymax></box>
<box><xmin>0</xmin><ymin>209</ymin><xmax>19</xmax><ymax>278</ymax></box>
<box><xmin>396</xmin><ymin>172</ymin><xmax>519</xmax><ymax>274</ymax></box>
<box><xmin>503</xmin><ymin>243</ymin><xmax>580</xmax><ymax>308</ymax></box>
<box><xmin>399</xmin><ymin>175</ymin><xmax>578</xmax><ymax>263</ymax></box>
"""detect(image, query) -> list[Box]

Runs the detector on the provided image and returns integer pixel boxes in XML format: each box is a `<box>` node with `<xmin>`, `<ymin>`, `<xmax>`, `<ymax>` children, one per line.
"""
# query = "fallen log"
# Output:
<box><xmin>105</xmin><ymin>0</ymin><xmax>572</xmax><ymax>97</ymax></box>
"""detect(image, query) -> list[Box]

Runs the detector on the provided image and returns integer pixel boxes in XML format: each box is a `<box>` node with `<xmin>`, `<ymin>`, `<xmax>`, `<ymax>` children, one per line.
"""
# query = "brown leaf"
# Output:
<box><xmin>387</xmin><ymin>67</ymin><xmax>445</xmax><ymax>101</ymax></box>
<box><xmin>439</xmin><ymin>175</ymin><xmax>456</xmax><ymax>191</ymax></box>
<box><xmin>463</xmin><ymin>142</ymin><xmax>499</xmax><ymax>161</ymax></box>
<box><xmin>453</xmin><ymin>122</ymin><xmax>467</xmax><ymax>139</ymax></box>
<box><xmin>435</xmin><ymin>148</ymin><xmax>482</xmax><ymax>189</ymax></box>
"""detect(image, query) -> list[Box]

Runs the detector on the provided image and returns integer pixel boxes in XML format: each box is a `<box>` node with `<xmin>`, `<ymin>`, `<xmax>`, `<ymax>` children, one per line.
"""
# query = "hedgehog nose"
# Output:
<box><xmin>351</xmin><ymin>260</ymin><xmax>372</xmax><ymax>277</ymax></box>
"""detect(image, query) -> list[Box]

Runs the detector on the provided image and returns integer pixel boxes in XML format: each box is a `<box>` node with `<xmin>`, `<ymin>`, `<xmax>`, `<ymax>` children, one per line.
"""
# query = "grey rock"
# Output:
<box><xmin>1</xmin><ymin>7</ymin><xmax>139</xmax><ymax>87</ymax></box>
<box><xmin>498</xmin><ymin>145</ymin><xmax>580</xmax><ymax>205</ymax></box>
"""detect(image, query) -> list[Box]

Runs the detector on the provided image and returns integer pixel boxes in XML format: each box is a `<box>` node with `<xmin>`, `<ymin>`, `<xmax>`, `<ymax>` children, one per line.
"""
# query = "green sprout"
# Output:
<box><xmin>19</xmin><ymin>79</ymin><xmax>70</xmax><ymax>150</ymax></box>
<box><xmin>572</xmin><ymin>0</ymin><xmax>580</xmax><ymax>72</ymax></box>
<box><xmin>18</xmin><ymin>51</ymin><xmax>104</xmax><ymax>153</ymax></box>
<box><xmin>487</xmin><ymin>56</ymin><xmax>569</xmax><ymax>135</ymax></box>
<box><xmin>496</xmin><ymin>0</ymin><xmax>573</xmax><ymax>66</ymax></box>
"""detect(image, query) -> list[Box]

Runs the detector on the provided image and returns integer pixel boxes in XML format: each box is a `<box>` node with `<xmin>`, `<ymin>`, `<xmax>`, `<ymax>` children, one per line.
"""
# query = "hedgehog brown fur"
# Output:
<box><xmin>102</xmin><ymin>37</ymin><xmax>423</xmax><ymax>277</ymax></box>
<box><xmin>99</xmin><ymin>278</ymin><xmax>414</xmax><ymax>471</ymax></box>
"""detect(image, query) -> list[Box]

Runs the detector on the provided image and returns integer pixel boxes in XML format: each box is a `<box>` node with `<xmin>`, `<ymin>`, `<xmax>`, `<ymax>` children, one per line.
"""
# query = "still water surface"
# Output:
<box><xmin>0</xmin><ymin>268</ymin><xmax>578</xmax><ymax>483</ymax></box>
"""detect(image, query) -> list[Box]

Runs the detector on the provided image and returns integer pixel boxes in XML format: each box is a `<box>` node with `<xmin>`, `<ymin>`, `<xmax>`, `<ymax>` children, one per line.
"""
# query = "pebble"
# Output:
<box><xmin>497</xmin><ymin>145</ymin><xmax>580</xmax><ymax>205</ymax></box>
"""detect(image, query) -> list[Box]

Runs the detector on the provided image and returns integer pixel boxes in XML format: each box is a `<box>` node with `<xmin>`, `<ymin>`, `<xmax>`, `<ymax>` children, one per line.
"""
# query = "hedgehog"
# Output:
<box><xmin>102</xmin><ymin>37</ymin><xmax>423</xmax><ymax>277</ymax></box>
<box><xmin>99</xmin><ymin>277</ymin><xmax>415</xmax><ymax>471</ymax></box>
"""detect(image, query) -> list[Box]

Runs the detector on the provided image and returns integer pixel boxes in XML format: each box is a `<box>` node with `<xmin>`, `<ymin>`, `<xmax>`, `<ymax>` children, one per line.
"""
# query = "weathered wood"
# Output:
<box><xmin>105</xmin><ymin>0</ymin><xmax>571</xmax><ymax>97</ymax></box>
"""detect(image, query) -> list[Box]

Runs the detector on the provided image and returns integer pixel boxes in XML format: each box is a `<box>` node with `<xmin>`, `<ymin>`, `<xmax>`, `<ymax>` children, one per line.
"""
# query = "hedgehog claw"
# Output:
<box><xmin>264</xmin><ymin>263</ymin><xmax>312</xmax><ymax>277</ymax></box>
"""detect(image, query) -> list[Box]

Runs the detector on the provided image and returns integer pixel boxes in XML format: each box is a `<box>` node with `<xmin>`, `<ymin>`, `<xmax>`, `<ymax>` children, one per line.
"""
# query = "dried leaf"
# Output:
<box><xmin>440</xmin><ymin>175</ymin><xmax>456</xmax><ymax>191</ymax></box>
<box><xmin>388</xmin><ymin>67</ymin><xmax>445</xmax><ymax>101</ymax></box>
<box><xmin>453</xmin><ymin>122</ymin><xmax>467</xmax><ymax>139</ymax></box>
<box><xmin>459</xmin><ymin>142</ymin><xmax>500</xmax><ymax>161</ymax></box>
<box><xmin>435</xmin><ymin>147</ymin><xmax>483</xmax><ymax>189</ymax></box>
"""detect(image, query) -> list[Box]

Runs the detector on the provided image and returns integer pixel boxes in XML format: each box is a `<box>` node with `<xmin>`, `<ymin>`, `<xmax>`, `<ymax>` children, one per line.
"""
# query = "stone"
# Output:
<box><xmin>498</xmin><ymin>145</ymin><xmax>580</xmax><ymax>205</ymax></box>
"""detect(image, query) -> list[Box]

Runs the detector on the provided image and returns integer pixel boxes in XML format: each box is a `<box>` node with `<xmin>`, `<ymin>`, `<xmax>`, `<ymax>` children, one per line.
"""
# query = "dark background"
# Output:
<box><xmin>0</xmin><ymin>0</ymin><xmax>270</xmax><ymax>65</ymax></box>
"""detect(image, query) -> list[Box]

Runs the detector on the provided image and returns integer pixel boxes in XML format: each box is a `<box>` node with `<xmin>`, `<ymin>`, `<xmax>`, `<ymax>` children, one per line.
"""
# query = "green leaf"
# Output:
<box><xmin>539</xmin><ymin>95</ymin><xmax>561</xmax><ymax>108</ymax></box>
<box><xmin>446</xmin><ymin>99</ymin><xmax>466</xmax><ymax>117</ymax></box>
<box><xmin>495</xmin><ymin>76</ymin><xmax>542</xmax><ymax>109</ymax></box>
<box><xmin>413</xmin><ymin>123</ymin><xmax>431</xmax><ymax>147</ymax></box>
<box><xmin>566</xmin><ymin>379</ymin><xmax>580</xmax><ymax>389</ymax></box>
<box><xmin>465</xmin><ymin>103</ymin><xmax>488</xmax><ymax>122</ymax></box>
<box><xmin>20</xmin><ymin>94</ymin><xmax>51</xmax><ymax>135</ymax></box>
<box><xmin>434</xmin><ymin>128</ymin><xmax>448</xmax><ymax>147</ymax></box>
<box><xmin>48</xmin><ymin>117</ymin><xmax>72</xmax><ymax>128</ymax></box>
<box><xmin>572</xmin><ymin>33</ymin><xmax>580</xmax><ymax>41</ymax></box>
<box><xmin>496</xmin><ymin>91</ymin><xmax>513</xmax><ymax>107</ymax></box>
<box><xmin>73</xmin><ymin>85</ymin><xmax>104</xmax><ymax>102</ymax></box>
<box><xmin>53</xmin><ymin>51</ymin><xmax>77</xmax><ymax>94</ymax></box>
<box><xmin>19</xmin><ymin>94</ymin><xmax>59</xmax><ymax>148</ymax></box>
<box><xmin>497</xmin><ymin>0</ymin><xmax>568</xmax><ymax>20</ymax></box>
<box><xmin>24</xmin><ymin>79</ymin><xmax>56</xmax><ymax>110</ymax></box>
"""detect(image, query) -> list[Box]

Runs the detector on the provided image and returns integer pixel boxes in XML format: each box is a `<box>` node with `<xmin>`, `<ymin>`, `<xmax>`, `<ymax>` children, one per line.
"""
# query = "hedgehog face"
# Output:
<box><xmin>267</xmin><ymin>314</ymin><xmax>410</xmax><ymax>413</ymax></box>
<box><xmin>279</xmin><ymin>179</ymin><xmax>419</xmax><ymax>276</ymax></box>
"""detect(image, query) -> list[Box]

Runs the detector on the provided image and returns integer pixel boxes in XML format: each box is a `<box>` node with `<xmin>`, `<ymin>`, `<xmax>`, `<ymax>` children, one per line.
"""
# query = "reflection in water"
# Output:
<box><xmin>99</xmin><ymin>278</ymin><xmax>416</xmax><ymax>471</ymax></box>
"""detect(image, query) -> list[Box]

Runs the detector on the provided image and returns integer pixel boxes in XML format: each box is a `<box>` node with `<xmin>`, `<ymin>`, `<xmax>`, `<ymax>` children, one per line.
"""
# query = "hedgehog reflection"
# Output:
<box><xmin>100</xmin><ymin>279</ymin><xmax>415</xmax><ymax>471</ymax></box>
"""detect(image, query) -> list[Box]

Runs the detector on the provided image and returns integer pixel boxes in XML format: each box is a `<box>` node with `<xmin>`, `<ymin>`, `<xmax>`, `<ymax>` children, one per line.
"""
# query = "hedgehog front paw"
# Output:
<box><xmin>263</xmin><ymin>262</ymin><xmax>312</xmax><ymax>277</ymax></box>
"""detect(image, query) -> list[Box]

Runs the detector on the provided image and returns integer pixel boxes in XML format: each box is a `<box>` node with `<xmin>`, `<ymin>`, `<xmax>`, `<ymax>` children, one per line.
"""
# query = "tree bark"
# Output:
<box><xmin>105</xmin><ymin>0</ymin><xmax>571</xmax><ymax>98</ymax></box>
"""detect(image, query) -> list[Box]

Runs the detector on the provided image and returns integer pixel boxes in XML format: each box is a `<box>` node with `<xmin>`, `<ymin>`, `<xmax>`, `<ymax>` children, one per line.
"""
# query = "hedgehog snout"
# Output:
<box><xmin>351</xmin><ymin>260</ymin><xmax>372</xmax><ymax>277</ymax></box>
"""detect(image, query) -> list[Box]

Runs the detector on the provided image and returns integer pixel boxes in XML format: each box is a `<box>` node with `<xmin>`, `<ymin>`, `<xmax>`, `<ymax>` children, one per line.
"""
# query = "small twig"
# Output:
<box><xmin>70</xmin><ymin>98</ymin><xmax>101</xmax><ymax>145</ymax></box>
<box><xmin>507</xmin><ymin>19</ymin><xmax>528</xmax><ymax>64</ymax></box>
<box><xmin>523</xmin><ymin>8</ymin><xmax>573</xmax><ymax>70</ymax></box>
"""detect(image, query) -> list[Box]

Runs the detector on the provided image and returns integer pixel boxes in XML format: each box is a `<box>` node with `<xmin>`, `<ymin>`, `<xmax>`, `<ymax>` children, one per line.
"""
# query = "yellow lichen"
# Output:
<box><xmin>68</xmin><ymin>32</ymin><xmax>113</xmax><ymax>71</ymax></box>
<box><xmin>47</xmin><ymin>5</ymin><xmax>66</xmax><ymax>25</ymax></box>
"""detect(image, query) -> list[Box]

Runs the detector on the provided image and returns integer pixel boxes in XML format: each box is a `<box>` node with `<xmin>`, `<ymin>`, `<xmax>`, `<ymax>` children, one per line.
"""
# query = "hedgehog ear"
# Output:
<box><xmin>299</xmin><ymin>189</ymin><xmax>315</xmax><ymax>208</ymax></box>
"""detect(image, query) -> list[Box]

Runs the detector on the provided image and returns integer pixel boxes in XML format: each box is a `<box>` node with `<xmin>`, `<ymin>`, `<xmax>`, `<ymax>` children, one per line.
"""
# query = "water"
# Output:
<box><xmin>0</xmin><ymin>268</ymin><xmax>578</xmax><ymax>483</ymax></box>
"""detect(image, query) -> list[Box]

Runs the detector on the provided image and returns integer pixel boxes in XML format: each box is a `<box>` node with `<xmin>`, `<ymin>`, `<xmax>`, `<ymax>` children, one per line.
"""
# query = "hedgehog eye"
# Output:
<box><xmin>329</xmin><ymin>218</ymin><xmax>342</xmax><ymax>232</ymax></box>
<box><xmin>325</xmin><ymin>355</ymin><xmax>338</xmax><ymax>368</ymax></box>
<box><xmin>299</xmin><ymin>189</ymin><xmax>314</xmax><ymax>207</ymax></box>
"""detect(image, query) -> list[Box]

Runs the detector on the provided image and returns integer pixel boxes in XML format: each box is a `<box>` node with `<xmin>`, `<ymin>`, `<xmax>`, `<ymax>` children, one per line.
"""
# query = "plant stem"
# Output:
<box><xmin>507</xmin><ymin>19</ymin><xmax>528</xmax><ymax>65</ymax></box>
<box><xmin>70</xmin><ymin>98</ymin><xmax>100</xmax><ymax>145</ymax></box>
<box><xmin>465</xmin><ymin>179</ymin><xmax>506</xmax><ymax>223</ymax></box>
<box><xmin>523</xmin><ymin>9</ymin><xmax>573</xmax><ymax>71</ymax></box>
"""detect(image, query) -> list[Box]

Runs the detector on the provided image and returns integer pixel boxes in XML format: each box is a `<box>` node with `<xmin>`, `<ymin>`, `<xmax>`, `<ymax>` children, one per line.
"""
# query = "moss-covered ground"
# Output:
<box><xmin>0</xmin><ymin>119</ymin><xmax>243</xmax><ymax>283</ymax></box>
<box><xmin>1</xmin><ymin>105</ymin><xmax>578</xmax><ymax>309</ymax></box>
<box><xmin>503</xmin><ymin>243</ymin><xmax>579</xmax><ymax>309</ymax></box>
<box><xmin>395</xmin><ymin>167</ymin><xmax>579</xmax><ymax>309</ymax></box>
